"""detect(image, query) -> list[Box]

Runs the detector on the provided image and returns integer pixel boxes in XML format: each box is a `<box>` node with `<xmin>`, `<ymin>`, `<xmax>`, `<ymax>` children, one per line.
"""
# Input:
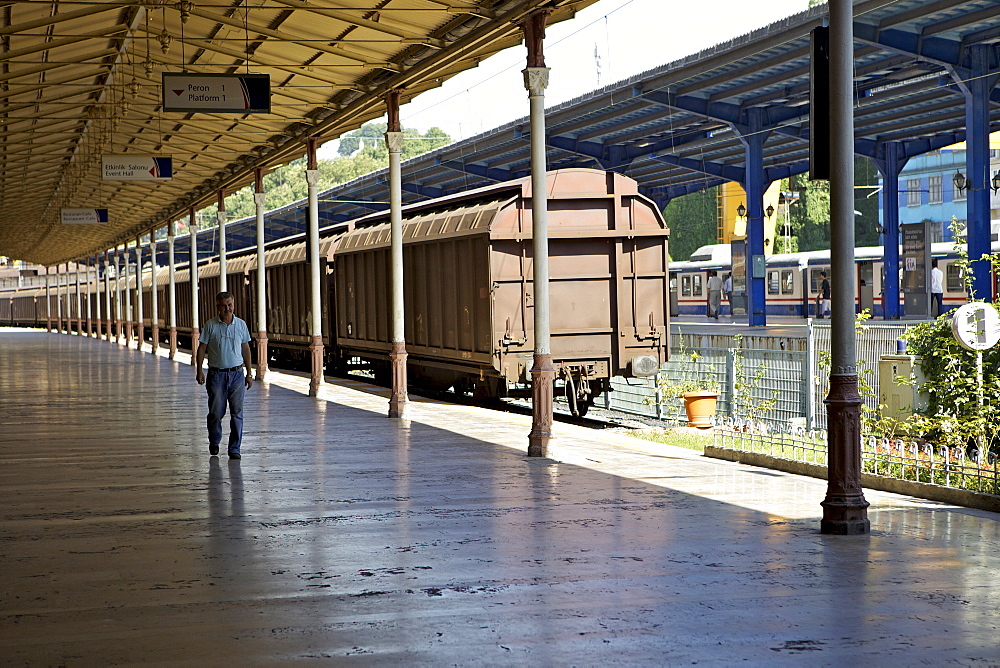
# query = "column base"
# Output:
<box><xmin>527</xmin><ymin>353</ymin><xmax>555</xmax><ymax>457</ymax></box>
<box><xmin>191</xmin><ymin>328</ymin><xmax>200</xmax><ymax>365</ymax></box>
<box><xmin>151</xmin><ymin>326</ymin><xmax>159</xmax><ymax>353</ymax></box>
<box><xmin>309</xmin><ymin>336</ymin><xmax>324</xmax><ymax>397</ymax></box>
<box><xmin>821</xmin><ymin>374</ymin><xmax>870</xmax><ymax>535</ymax></box>
<box><xmin>137</xmin><ymin>324</ymin><xmax>145</xmax><ymax>350</ymax></box>
<box><xmin>169</xmin><ymin>328</ymin><xmax>177</xmax><ymax>360</ymax></box>
<box><xmin>256</xmin><ymin>334</ymin><xmax>269</xmax><ymax>381</ymax></box>
<box><xmin>388</xmin><ymin>342</ymin><xmax>409</xmax><ymax>419</ymax></box>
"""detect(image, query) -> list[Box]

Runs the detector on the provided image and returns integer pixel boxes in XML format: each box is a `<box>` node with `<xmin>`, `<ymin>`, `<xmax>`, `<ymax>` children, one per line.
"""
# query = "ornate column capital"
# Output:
<box><xmin>384</xmin><ymin>131</ymin><xmax>404</xmax><ymax>153</ymax></box>
<box><xmin>522</xmin><ymin>67</ymin><xmax>550</xmax><ymax>96</ymax></box>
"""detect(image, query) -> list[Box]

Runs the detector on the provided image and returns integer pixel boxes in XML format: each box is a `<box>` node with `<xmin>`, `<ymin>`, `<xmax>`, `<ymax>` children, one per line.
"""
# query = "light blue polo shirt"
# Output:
<box><xmin>199</xmin><ymin>316</ymin><xmax>251</xmax><ymax>369</ymax></box>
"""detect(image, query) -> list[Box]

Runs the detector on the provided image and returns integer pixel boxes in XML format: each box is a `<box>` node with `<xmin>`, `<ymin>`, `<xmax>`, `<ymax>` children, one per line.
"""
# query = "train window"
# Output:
<box><xmin>692</xmin><ymin>274</ymin><xmax>703</xmax><ymax>296</ymax></box>
<box><xmin>768</xmin><ymin>271</ymin><xmax>779</xmax><ymax>294</ymax></box>
<box><xmin>809</xmin><ymin>268</ymin><xmax>829</xmax><ymax>294</ymax></box>
<box><xmin>781</xmin><ymin>270</ymin><xmax>794</xmax><ymax>294</ymax></box>
<box><xmin>945</xmin><ymin>263</ymin><xmax>964</xmax><ymax>293</ymax></box>
<box><xmin>681</xmin><ymin>275</ymin><xmax>691</xmax><ymax>296</ymax></box>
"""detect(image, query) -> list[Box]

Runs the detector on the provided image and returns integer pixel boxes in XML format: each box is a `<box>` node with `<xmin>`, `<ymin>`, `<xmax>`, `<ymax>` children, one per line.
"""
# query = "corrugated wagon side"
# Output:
<box><xmin>333</xmin><ymin>168</ymin><xmax>669</xmax><ymax>414</ymax></box>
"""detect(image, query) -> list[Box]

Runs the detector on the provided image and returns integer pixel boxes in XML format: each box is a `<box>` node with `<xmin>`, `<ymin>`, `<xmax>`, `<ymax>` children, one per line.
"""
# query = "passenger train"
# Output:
<box><xmin>670</xmin><ymin>241</ymin><xmax>1000</xmax><ymax>319</ymax></box>
<box><xmin>0</xmin><ymin>169</ymin><xmax>670</xmax><ymax>417</ymax></box>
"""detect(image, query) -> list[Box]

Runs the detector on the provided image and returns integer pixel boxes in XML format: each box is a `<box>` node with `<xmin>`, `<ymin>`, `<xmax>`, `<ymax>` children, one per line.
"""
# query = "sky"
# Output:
<box><xmin>319</xmin><ymin>0</ymin><xmax>811</xmax><ymax>157</ymax></box>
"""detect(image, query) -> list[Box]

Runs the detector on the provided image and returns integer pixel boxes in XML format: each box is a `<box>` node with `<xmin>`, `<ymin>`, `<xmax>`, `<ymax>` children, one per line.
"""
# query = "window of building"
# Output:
<box><xmin>692</xmin><ymin>274</ymin><xmax>703</xmax><ymax>296</ymax></box>
<box><xmin>928</xmin><ymin>175</ymin><xmax>942</xmax><ymax>203</ymax></box>
<box><xmin>906</xmin><ymin>179</ymin><xmax>921</xmax><ymax>206</ymax></box>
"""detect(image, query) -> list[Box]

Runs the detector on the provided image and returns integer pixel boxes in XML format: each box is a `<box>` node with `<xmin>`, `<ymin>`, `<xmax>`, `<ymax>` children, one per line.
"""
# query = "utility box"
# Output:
<box><xmin>877</xmin><ymin>354</ymin><xmax>929</xmax><ymax>421</ymax></box>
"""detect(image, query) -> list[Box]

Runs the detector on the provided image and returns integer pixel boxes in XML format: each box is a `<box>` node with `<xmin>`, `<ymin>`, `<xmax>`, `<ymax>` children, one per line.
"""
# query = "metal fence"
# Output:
<box><xmin>713</xmin><ymin>425</ymin><xmax>1000</xmax><ymax>497</ymax></box>
<box><xmin>604</xmin><ymin>320</ymin><xmax>925</xmax><ymax>429</ymax></box>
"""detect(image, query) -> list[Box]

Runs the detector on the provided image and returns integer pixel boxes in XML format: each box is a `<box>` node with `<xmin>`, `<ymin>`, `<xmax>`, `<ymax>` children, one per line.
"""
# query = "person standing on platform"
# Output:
<box><xmin>816</xmin><ymin>271</ymin><xmax>831</xmax><ymax>319</ymax></box>
<box><xmin>196</xmin><ymin>292</ymin><xmax>253</xmax><ymax>459</ymax></box>
<box><xmin>723</xmin><ymin>273</ymin><xmax>733</xmax><ymax>316</ymax></box>
<box><xmin>707</xmin><ymin>270</ymin><xmax>723</xmax><ymax>319</ymax></box>
<box><xmin>930</xmin><ymin>259</ymin><xmax>944</xmax><ymax>317</ymax></box>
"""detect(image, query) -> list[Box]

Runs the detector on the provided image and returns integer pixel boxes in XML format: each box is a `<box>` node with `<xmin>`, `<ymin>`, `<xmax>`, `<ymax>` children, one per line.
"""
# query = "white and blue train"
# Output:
<box><xmin>669</xmin><ymin>241</ymin><xmax>1000</xmax><ymax>319</ymax></box>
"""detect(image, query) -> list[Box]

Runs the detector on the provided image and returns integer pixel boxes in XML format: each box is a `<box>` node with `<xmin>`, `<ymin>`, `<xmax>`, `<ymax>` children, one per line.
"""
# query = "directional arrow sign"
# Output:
<box><xmin>162</xmin><ymin>73</ymin><xmax>270</xmax><ymax>113</ymax></box>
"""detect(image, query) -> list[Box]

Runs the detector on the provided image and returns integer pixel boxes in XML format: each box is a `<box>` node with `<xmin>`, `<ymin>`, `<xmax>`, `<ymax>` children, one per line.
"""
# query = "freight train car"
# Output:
<box><xmin>333</xmin><ymin>168</ymin><xmax>670</xmax><ymax>415</ymax></box>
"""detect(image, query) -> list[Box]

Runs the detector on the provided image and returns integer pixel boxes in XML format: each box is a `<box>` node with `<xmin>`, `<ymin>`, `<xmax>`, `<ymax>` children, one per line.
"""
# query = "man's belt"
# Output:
<box><xmin>209</xmin><ymin>366</ymin><xmax>244</xmax><ymax>373</ymax></box>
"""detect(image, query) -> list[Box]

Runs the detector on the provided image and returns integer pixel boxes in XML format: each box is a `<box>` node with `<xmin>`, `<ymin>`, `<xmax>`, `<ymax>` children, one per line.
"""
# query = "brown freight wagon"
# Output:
<box><xmin>333</xmin><ymin>168</ymin><xmax>670</xmax><ymax>416</ymax></box>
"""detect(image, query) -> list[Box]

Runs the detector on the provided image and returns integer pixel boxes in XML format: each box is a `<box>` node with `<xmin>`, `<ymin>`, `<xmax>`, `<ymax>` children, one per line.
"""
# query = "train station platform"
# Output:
<box><xmin>2</xmin><ymin>328</ymin><xmax>999</xmax><ymax>665</ymax></box>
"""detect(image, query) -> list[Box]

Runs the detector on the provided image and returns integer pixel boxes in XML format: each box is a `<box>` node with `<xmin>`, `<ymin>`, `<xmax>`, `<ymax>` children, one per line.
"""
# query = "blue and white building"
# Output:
<box><xmin>880</xmin><ymin>140</ymin><xmax>1000</xmax><ymax>244</ymax></box>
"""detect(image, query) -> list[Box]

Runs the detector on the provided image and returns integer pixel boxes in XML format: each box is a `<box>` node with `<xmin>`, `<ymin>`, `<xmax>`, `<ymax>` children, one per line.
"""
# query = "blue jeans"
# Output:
<box><xmin>206</xmin><ymin>370</ymin><xmax>245</xmax><ymax>454</ymax></box>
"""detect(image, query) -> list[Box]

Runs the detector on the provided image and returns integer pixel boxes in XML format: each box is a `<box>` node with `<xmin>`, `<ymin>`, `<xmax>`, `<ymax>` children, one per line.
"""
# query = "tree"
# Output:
<box><xmin>661</xmin><ymin>186</ymin><xmax>719</xmax><ymax>261</ymax></box>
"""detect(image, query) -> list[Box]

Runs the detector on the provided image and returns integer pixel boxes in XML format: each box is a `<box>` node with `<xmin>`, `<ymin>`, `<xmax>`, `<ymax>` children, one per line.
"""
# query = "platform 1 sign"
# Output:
<box><xmin>162</xmin><ymin>73</ymin><xmax>270</xmax><ymax>113</ymax></box>
<box><xmin>61</xmin><ymin>209</ymin><xmax>109</xmax><ymax>225</ymax></box>
<box><xmin>102</xmin><ymin>156</ymin><xmax>173</xmax><ymax>181</ymax></box>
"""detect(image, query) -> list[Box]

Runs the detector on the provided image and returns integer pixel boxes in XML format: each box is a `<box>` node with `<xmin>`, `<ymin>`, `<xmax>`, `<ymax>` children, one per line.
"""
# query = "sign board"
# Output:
<box><xmin>162</xmin><ymin>73</ymin><xmax>270</xmax><ymax>113</ymax></box>
<box><xmin>102</xmin><ymin>155</ymin><xmax>172</xmax><ymax>181</ymax></box>
<box><xmin>901</xmin><ymin>221</ymin><xmax>931</xmax><ymax>317</ymax></box>
<box><xmin>61</xmin><ymin>209</ymin><xmax>109</xmax><ymax>225</ymax></box>
<box><xmin>951</xmin><ymin>302</ymin><xmax>1000</xmax><ymax>351</ymax></box>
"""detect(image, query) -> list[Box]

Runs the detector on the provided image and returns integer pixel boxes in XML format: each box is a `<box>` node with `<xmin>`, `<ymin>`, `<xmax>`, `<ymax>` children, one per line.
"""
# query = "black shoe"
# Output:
<box><xmin>228</xmin><ymin>452</ymin><xmax>241</xmax><ymax>460</ymax></box>
<box><xmin>209</xmin><ymin>444</ymin><xmax>219</xmax><ymax>456</ymax></box>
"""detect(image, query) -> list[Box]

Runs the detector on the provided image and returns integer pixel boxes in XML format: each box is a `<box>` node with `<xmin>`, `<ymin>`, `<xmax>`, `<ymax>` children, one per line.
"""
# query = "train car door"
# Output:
<box><xmin>859</xmin><ymin>261</ymin><xmax>874</xmax><ymax>313</ymax></box>
<box><xmin>669</xmin><ymin>274</ymin><xmax>679</xmax><ymax>318</ymax></box>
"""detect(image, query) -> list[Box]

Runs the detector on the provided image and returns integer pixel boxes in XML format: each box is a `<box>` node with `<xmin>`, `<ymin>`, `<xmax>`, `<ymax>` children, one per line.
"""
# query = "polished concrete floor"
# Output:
<box><xmin>2</xmin><ymin>328</ymin><xmax>999</xmax><ymax>666</ymax></box>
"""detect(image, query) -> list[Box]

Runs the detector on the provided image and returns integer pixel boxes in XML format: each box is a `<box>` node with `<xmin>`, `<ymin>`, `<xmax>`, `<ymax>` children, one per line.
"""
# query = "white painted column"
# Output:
<box><xmin>385</xmin><ymin>128</ymin><xmax>409</xmax><ymax>419</ymax></box>
<box><xmin>44</xmin><ymin>266</ymin><xmax>52</xmax><ymax>331</ymax></box>
<box><xmin>168</xmin><ymin>221</ymin><xmax>177</xmax><ymax>359</ymax></box>
<box><xmin>190</xmin><ymin>210</ymin><xmax>200</xmax><ymax>364</ymax></box>
<box><xmin>254</xmin><ymin>181</ymin><xmax>268</xmax><ymax>381</ymax></box>
<box><xmin>75</xmin><ymin>262</ymin><xmax>82</xmax><ymax>334</ymax></box>
<box><xmin>150</xmin><ymin>234</ymin><xmax>159</xmax><ymax>353</ymax></box>
<box><xmin>124</xmin><ymin>244</ymin><xmax>133</xmax><ymax>344</ymax></box>
<box><xmin>217</xmin><ymin>193</ymin><xmax>228</xmax><ymax>293</ymax></box>
<box><xmin>306</xmin><ymin>166</ymin><xmax>323</xmax><ymax>396</ymax></box>
<box><xmin>92</xmin><ymin>260</ymin><xmax>101</xmax><ymax>338</ymax></box>
<box><xmin>56</xmin><ymin>264</ymin><xmax>64</xmax><ymax>333</ymax></box>
<box><xmin>135</xmin><ymin>240</ymin><xmax>144</xmax><ymax>349</ymax></box>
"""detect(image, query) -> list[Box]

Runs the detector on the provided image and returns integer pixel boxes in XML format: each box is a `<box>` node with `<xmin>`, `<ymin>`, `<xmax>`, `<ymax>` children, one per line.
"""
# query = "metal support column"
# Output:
<box><xmin>949</xmin><ymin>45</ymin><xmax>1000</xmax><ymax>301</ymax></box>
<box><xmin>150</xmin><ymin>233</ymin><xmax>159</xmax><ymax>353</ymax></box>
<box><xmin>91</xmin><ymin>259</ymin><xmax>99</xmax><ymax>338</ymax></box>
<box><xmin>44</xmin><ymin>267</ymin><xmax>52</xmax><ymax>332</ymax></box>
<box><xmin>385</xmin><ymin>92</ymin><xmax>409</xmax><ymax>418</ymax></box>
<box><xmin>56</xmin><ymin>264</ymin><xmax>64</xmax><ymax>333</ymax></box>
<box><xmin>168</xmin><ymin>221</ymin><xmax>177</xmax><ymax>359</ymax></box>
<box><xmin>305</xmin><ymin>138</ymin><xmax>324</xmax><ymax>397</ymax></box>
<box><xmin>254</xmin><ymin>168</ymin><xmax>269</xmax><ymax>381</ymax></box>
<box><xmin>822</xmin><ymin>0</ymin><xmax>870</xmax><ymax>535</ymax></box>
<box><xmin>135</xmin><ymin>238</ymin><xmax>144</xmax><ymax>349</ymax></box>
<box><xmin>190</xmin><ymin>208</ymin><xmax>200</xmax><ymax>364</ymax></box>
<box><xmin>217</xmin><ymin>191</ymin><xmax>227</xmax><ymax>294</ymax></box>
<box><xmin>75</xmin><ymin>262</ymin><xmax>83</xmax><ymax>334</ymax></box>
<box><xmin>736</xmin><ymin>110</ymin><xmax>772</xmax><ymax>327</ymax></box>
<box><xmin>872</xmin><ymin>142</ymin><xmax>904</xmax><ymax>319</ymax></box>
<box><xmin>114</xmin><ymin>249</ymin><xmax>123</xmax><ymax>343</ymax></box>
<box><xmin>104</xmin><ymin>252</ymin><xmax>113</xmax><ymax>342</ymax></box>
<box><xmin>523</xmin><ymin>10</ymin><xmax>554</xmax><ymax>457</ymax></box>
<box><xmin>124</xmin><ymin>244</ymin><xmax>133</xmax><ymax>344</ymax></box>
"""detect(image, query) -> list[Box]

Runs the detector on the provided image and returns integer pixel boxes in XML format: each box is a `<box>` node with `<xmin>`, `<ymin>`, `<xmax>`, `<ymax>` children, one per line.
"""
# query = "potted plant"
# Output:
<box><xmin>656</xmin><ymin>348</ymin><xmax>720</xmax><ymax>429</ymax></box>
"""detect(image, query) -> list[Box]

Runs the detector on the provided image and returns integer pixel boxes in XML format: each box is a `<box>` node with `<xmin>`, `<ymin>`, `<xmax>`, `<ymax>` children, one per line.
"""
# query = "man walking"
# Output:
<box><xmin>196</xmin><ymin>292</ymin><xmax>253</xmax><ymax>459</ymax></box>
<box><xmin>816</xmin><ymin>270</ymin><xmax>831</xmax><ymax>319</ymax></box>
<box><xmin>930</xmin><ymin>259</ymin><xmax>944</xmax><ymax>317</ymax></box>
<box><xmin>707</xmin><ymin>270</ymin><xmax>723</xmax><ymax>319</ymax></box>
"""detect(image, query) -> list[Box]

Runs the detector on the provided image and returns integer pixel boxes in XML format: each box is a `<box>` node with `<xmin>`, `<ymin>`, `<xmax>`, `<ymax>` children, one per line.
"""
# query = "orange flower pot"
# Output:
<box><xmin>682</xmin><ymin>390</ymin><xmax>718</xmax><ymax>429</ymax></box>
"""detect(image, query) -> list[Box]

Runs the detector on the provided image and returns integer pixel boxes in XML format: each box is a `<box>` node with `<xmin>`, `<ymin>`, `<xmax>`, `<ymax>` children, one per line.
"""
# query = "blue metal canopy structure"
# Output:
<box><xmin>157</xmin><ymin>0</ymin><xmax>999</xmax><ymax>319</ymax></box>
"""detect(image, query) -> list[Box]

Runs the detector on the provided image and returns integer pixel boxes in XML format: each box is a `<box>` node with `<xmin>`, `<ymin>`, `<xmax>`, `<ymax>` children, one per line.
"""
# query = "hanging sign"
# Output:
<box><xmin>102</xmin><ymin>155</ymin><xmax>173</xmax><ymax>181</ymax></box>
<box><xmin>61</xmin><ymin>209</ymin><xmax>109</xmax><ymax>225</ymax></box>
<box><xmin>161</xmin><ymin>73</ymin><xmax>270</xmax><ymax>113</ymax></box>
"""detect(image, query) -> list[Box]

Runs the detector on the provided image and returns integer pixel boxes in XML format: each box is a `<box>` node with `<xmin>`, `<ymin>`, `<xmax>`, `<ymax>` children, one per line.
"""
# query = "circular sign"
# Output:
<box><xmin>951</xmin><ymin>302</ymin><xmax>1000</xmax><ymax>351</ymax></box>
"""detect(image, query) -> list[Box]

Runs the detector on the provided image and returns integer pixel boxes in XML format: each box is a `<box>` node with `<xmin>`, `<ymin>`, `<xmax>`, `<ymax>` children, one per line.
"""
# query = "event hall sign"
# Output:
<box><xmin>61</xmin><ymin>209</ymin><xmax>109</xmax><ymax>225</ymax></box>
<box><xmin>102</xmin><ymin>156</ymin><xmax>173</xmax><ymax>181</ymax></box>
<box><xmin>162</xmin><ymin>73</ymin><xmax>270</xmax><ymax>113</ymax></box>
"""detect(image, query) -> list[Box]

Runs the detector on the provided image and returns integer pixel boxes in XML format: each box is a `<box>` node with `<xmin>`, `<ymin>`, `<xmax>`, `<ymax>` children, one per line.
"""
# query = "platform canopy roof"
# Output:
<box><xmin>0</xmin><ymin>0</ymin><xmax>596</xmax><ymax>265</ymax></box>
<box><xmin>161</xmin><ymin>0</ymin><xmax>1000</xmax><ymax>265</ymax></box>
